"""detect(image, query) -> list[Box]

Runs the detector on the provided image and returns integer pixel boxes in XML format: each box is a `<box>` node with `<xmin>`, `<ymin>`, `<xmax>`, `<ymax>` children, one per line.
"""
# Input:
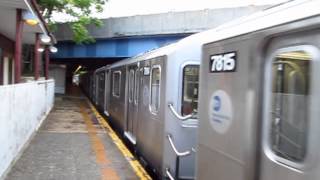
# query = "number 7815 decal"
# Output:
<box><xmin>209</xmin><ymin>52</ymin><xmax>237</xmax><ymax>73</ymax></box>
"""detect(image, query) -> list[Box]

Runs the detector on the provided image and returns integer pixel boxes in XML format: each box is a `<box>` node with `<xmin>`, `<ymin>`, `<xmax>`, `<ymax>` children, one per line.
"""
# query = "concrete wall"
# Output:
<box><xmin>0</xmin><ymin>80</ymin><xmax>55</xmax><ymax>179</ymax></box>
<box><xmin>55</xmin><ymin>6</ymin><xmax>268</xmax><ymax>41</ymax></box>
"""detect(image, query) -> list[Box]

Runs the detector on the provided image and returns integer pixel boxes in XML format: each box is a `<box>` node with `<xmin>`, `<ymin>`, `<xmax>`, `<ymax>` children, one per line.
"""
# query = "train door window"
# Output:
<box><xmin>134</xmin><ymin>69</ymin><xmax>139</xmax><ymax>105</ymax></box>
<box><xmin>150</xmin><ymin>65</ymin><xmax>161</xmax><ymax>113</ymax></box>
<box><xmin>181</xmin><ymin>65</ymin><xmax>199</xmax><ymax>116</ymax></box>
<box><xmin>129</xmin><ymin>69</ymin><xmax>134</xmax><ymax>102</ymax></box>
<box><xmin>268</xmin><ymin>48</ymin><xmax>312</xmax><ymax>163</ymax></box>
<box><xmin>112</xmin><ymin>71</ymin><xmax>121</xmax><ymax>97</ymax></box>
<box><xmin>99</xmin><ymin>73</ymin><xmax>105</xmax><ymax>92</ymax></box>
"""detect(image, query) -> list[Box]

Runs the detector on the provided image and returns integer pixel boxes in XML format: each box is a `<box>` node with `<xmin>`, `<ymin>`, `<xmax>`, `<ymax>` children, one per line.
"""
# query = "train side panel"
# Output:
<box><xmin>197</xmin><ymin>36</ymin><xmax>259</xmax><ymax>180</ymax></box>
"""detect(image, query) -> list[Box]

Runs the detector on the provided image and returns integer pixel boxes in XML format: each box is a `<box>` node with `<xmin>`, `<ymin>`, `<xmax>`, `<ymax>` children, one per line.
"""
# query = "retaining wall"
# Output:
<box><xmin>0</xmin><ymin>80</ymin><xmax>55</xmax><ymax>179</ymax></box>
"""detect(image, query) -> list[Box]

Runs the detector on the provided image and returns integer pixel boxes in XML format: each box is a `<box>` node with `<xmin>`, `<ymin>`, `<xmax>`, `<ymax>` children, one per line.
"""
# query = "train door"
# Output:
<box><xmin>95</xmin><ymin>74</ymin><xmax>99</xmax><ymax>104</ymax></box>
<box><xmin>104</xmin><ymin>69</ymin><xmax>110</xmax><ymax>116</ymax></box>
<box><xmin>91</xmin><ymin>75</ymin><xmax>95</xmax><ymax>100</ymax></box>
<box><xmin>98</xmin><ymin>72</ymin><xmax>105</xmax><ymax>109</ymax></box>
<box><xmin>125</xmin><ymin>64</ymin><xmax>139</xmax><ymax>144</ymax></box>
<box><xmin>89</xmin><ymin>75</ymin><xmax>94</xmax><ymax>99</ymax></box>
<box><xmin>137</xmin><ymin>57</ymin><xmax>165</xmax><ymax>175</ymax></box>
<box><xmin>260</xmin><ymin>33</ymin><xmax>320</xmax><ymax>179</ymax></box>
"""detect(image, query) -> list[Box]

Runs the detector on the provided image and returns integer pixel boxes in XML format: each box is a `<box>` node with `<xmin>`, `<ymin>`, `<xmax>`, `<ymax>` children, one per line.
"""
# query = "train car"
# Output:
<box><xmin>103</xmin><ymin>30</ymin><xmax>211</xmax><ymax>178</ymax></box>
<box><xmin>197</xmin><ymin>0</ymin><xmax>320</xmax><ymax>179</ymax></box>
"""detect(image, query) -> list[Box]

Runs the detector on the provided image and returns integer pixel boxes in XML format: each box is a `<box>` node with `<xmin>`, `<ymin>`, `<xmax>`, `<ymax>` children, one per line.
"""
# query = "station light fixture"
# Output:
<box><xmin>40</xmin><ymin>34</ymin><xmax>51</xmax><ymax>44</ymax></box>
<box><xmin>37</xmin><ymin>47</ymin><xmax>44</xmax><ymax>52</ymax></box>
<box><xmin>49</xmin><ymin>46</ymin><xmax>58</xmax><ymax>53</ymax></box>
<box><xmin>22</xmin><ymin>10</ymin><xmax>39</xmax><ymax>26</ymax></box>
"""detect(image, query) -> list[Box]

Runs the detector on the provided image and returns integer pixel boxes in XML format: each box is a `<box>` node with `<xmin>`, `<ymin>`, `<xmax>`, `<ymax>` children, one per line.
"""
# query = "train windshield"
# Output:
<box><xmin>270</xmin><ymin>50</ymin><xmax>311</xmax><ymax>162</ymax></box>
<box><xmin>182</xmin><ymin>65</ymin><xmax>199</xmax><ymax>116</ymax></box>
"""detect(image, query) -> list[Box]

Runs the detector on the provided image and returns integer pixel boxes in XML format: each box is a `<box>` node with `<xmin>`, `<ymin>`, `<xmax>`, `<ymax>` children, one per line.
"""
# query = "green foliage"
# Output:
<box><xmin>38</xmin><ymin>0</ymin><xmax>106</xmax><ymax>44</ymax></box>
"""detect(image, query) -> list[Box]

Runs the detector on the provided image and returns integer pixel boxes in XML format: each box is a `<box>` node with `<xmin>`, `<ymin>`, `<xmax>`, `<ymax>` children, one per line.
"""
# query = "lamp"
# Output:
<box><xmin>37</xmin><ymin>47</ymin><xmax>44</xmax><ymax>52</ymax></box>
<box><xmin>49</xmin><ymin>46</ymin><xmax>58</xmax><ymax>53</ymax></box>
<box><xmin>40</xmin><ymin>34</ymin><xmax>51</xmax><ymax>44</ymax></box>
<box><xmin>22</xmin><ymin>10</ymin><xmax>39</xmax><ymax>26</ymax></box>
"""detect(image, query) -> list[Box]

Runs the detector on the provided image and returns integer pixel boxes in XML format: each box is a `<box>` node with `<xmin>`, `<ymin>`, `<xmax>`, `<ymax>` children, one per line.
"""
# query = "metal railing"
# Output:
<box><xmin>167</xmin><ymin>134</ymin><xmax>192</xmax><ymax>157</ymax></box>
<box><xmin>168</xmin><ymin>103</ymin><xmax>196</xmax><ymax>121</ymax></box>
<box><xmin>166</xmin><ymin>168</ymin><xmax>175</xmax><ymax>180</ymax></box>
<box><xmin>166</xmin><ymin>134</ymin><xmax>195</xmax><ymax>180</ymax></box>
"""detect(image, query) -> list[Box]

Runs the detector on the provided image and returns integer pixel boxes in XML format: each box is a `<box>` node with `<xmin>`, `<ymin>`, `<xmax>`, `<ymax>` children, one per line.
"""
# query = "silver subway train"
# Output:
<box><xmin>81</xmin><ymin>33</ymin><xmax>209</xmax><ymax>179</ymax></box>
<box><xmin>81</xmin><ymin>0</ymin><xmax>320</xmax><ymax>179</ymax></box>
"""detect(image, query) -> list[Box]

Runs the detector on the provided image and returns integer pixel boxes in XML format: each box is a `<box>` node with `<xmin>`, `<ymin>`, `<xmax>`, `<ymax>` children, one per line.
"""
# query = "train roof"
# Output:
<box><xmin>108</xmin><ymin>42</ymin><xmax>178</xmax><ymax>69</ymax></box>
<box><xmin>94</xmin><ymin>66</ymin><xmax>107</xmax><ymax>73</ymax></box>
<box><xmin>200</xmin><ymin>0</ymin><xmax>320</xmax><ymax>45</ymax></box>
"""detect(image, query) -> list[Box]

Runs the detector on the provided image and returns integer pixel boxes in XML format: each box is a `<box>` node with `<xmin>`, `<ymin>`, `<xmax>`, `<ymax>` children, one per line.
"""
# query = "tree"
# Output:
<box><xmin>38</xmin><ymin>0</ymin><xmax>106</xmax><ymax>44</ymax></box>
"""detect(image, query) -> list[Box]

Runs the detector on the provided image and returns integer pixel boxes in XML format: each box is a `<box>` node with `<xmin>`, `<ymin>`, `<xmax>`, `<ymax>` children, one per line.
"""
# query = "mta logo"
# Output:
<box><xmin>213</xmin><ymin>96</ymin><xmax>221</xmax><ymax>111</ymax></box>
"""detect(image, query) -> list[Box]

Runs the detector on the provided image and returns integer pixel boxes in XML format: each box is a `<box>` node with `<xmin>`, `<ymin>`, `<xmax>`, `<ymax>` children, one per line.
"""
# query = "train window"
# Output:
<box><xmin>99</xmin><ymin>73</ymin><xmax>105</xmax><ymax>92</ymax></box>
<box><xmin>112</xmin><ymin>71</ymin><xmax>121</xmax><ymax>97</ymax></box>
<box><xmin>181</xmin><ymin>65</ymin><xmax>199</xmax><ymax>116</ymax></box>
<box><xmin>134</xmin><ymin>69</ymin><xmax>139</xmax><ymax>105</ymax></box>
<box><xmin>129</xmin><ymin>69</ymin><xmax>134</xmax><ymax>102</ymax></box>
<box><xmin>150</xmin><ymin>65</ymin><xmax>161</xmax><ymax>113</ymax></box>
<box><xmin>269</xmin><ymin>50</ymin><xmax>311</xmax><ymax>162</ymax></box>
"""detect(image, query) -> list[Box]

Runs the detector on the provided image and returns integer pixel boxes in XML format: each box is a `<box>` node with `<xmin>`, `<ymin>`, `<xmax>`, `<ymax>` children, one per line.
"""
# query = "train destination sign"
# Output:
<box><xmin>143</xmin><ymin>67</ymin><xmax>150</xmax><ymax>75</ymax></box>
<box><xmin>209</xmin><ymin>51</ymin><xmax>237</xmax><ymax>73</ymax></box>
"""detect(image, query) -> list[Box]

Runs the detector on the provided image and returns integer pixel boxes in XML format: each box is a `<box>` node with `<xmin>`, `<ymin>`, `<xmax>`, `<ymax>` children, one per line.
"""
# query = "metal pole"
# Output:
<box><xmin>34</xmin><ymin>33</ymin><xmax>40</xmax><ymax>80</ymax></box>
<box><xmin>14</xmin><ymin>9</ymin><xmax>23</xmax><ymax>83</ymax></box>
<box><xmin>45</xmin><ymin>47</ymin><xmax>49</xmax><ymax>80</ymax></box>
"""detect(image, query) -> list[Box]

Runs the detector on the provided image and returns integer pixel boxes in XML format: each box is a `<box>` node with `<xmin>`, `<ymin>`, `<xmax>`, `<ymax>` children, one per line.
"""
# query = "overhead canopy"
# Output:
<box><xmin>0</xmin><ymin>0</ymin><xmax>52</xmax><ymax>44</ymax></box>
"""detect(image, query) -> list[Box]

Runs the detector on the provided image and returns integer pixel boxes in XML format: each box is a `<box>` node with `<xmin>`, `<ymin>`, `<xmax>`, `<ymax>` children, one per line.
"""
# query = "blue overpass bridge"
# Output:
<box><xmin>52</xmin><ymin>34</ymin><xmax>188</xmax><ymax>60</ymax></box>
<box><xmin>50</xmin><ymin>7</ymin><xmax>266</xmax><ymax>90</ymax></box>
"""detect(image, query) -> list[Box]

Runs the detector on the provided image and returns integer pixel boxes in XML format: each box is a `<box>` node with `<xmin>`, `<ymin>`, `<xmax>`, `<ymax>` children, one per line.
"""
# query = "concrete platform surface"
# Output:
<box><xmin>5</xmin><ymin>96</ymin><xmax>140</xmax><ymax>180</ymax></box>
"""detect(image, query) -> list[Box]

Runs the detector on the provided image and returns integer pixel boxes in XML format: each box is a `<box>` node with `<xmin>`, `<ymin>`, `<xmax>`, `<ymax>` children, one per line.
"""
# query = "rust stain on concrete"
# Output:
<box><xmin>40</xmin><ymin>97</ymin><xmax>105</xmax><ymax>134</ymax></box>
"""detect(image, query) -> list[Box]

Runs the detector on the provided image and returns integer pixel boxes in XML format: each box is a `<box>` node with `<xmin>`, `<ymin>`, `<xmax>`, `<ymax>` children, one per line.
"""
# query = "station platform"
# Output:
<box><xmin>5</xmin><ymin>94</ymin><xmax>151</xmax><ymax>180</ymax></box>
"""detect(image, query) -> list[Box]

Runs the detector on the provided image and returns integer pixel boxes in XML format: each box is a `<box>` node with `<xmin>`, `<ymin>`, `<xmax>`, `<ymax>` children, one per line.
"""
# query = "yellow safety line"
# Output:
<box><xmin>79</xmin><ymin>103</ymin><xmax>120</xmax><ymax>180</ymax></box>
<box><xmin>87</xmin><ymin>100</ymin><xmax>152</xmax><ymax>180</ymax></box>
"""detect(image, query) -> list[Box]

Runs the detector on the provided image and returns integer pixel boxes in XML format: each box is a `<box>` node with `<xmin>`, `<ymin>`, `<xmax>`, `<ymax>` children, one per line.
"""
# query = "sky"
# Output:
<box><xmin>102</xmin><ymin>0</ymin><xmax>289</xmax><ymax>18</ymax></box>
<box><xmin>52</xmin><ymin>0</ymin><xmax>290</xmax><ymax>22</ymax></box>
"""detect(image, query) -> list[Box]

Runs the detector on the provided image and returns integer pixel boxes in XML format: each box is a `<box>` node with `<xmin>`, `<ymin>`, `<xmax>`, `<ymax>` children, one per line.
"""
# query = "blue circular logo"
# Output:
<box><xmin>213</xmin><ymin>95</ymin><xmax>221</xmax><ymax>111</ymax></box>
